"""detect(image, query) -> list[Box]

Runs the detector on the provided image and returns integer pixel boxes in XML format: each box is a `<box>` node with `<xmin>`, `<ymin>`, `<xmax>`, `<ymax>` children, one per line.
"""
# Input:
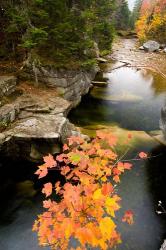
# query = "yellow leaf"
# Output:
<box><xmin>99</xmin><ymin>217</ymin><xmax>115</xmax><ymax>240</ymax></box>
<box><xmin>105</xmin><ymin>197</ymin><xmax>120</xmax><ymax>217</ymax></box>
<box><xmin>101</xmin><ymin>176</ymin><xmax>107</xmax><ymax>182</ymax></box>
<box><xmin>93</xmin><ymin>189</ymin><xmax>102</xmax><ymax>200</ymax></box>
<box><xmin>65</xmin><ymin>222</ymin><xmax>73</xmax><ymax>239</ymax></box>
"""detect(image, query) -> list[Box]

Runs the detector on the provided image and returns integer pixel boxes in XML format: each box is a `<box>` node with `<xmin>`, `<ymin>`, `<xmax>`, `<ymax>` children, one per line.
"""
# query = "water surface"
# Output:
<box><xmin>70</xmin><ymin>65</ymin><xmax>166</xmax><ymax>131</ymax></box>
<box><xmin>69</xmin><ymin>63</ymin><xmax>166</xmax><ymax>249</ymax></box>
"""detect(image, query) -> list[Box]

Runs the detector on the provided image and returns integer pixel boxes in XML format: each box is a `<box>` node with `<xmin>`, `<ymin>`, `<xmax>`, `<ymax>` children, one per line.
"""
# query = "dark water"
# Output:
<box><xmin>69</xmin><ymin>64</ymin><xmax>166</xmax><ymax>249</ymax></box>
<box><xmin>0</xmin><ymin>64</ymin><xmax>166</xmax><ymax>250</ymax></box>
<box><xmin>0</xmin><ymin>159</ymin><xmax>44</xmax><ymax>250</ymax></box>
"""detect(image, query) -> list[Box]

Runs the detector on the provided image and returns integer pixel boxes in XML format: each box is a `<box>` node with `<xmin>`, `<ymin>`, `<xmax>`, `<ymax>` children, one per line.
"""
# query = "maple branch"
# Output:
<box><xmin>113</xmin><ymin>147</ymin><xmax>131</xmax><ymax>167</ymax></box>
<box><xmin>122</xmin><ymin>153</ymin><xmax>162</xmax><ymax>162</ymax></box>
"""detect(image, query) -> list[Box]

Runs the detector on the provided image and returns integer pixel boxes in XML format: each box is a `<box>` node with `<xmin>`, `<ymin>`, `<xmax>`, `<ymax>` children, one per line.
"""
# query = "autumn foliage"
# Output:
<box><xmin>136</xmin><ymin>0</ymin><xmax>166</xmax><ymax>42</ymax></box>
<box><xmin>33</xmin><ymin>131</ymin><xmax>147</xmax><ymax>250</ymax></box>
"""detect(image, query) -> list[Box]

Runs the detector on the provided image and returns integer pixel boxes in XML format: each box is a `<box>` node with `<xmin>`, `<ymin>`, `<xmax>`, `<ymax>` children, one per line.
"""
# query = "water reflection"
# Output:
<box><xmin>69</xmin><ymin>67</ymin><xmax>166</xmax><ymax>131</ymax></box>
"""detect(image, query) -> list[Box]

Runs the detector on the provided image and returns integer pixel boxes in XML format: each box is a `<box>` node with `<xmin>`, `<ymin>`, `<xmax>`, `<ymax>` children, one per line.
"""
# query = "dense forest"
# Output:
<box><xmin>0</xmin><ymin>0</ymin><xmax>131</xmax><ymax>68</ymax></box>
<box><xmin>1</xmin><ymin>0</ymin><xmax>166</xmax><ymax>68</ymax></box>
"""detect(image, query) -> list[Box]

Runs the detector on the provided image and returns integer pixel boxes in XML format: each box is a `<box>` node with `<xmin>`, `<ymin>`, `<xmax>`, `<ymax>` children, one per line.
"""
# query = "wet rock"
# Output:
<box><xmin>143</xmin><ymin>40</ymin><xmax>160</xmax><ymax>52</ymax></box>
<box><xmin>0</xmin><ymin>76</ymin><xmax>17</xmax><ymax>98</ymax></box>
<box><xmin>164</xmin><ymin>48</ymin><xmax>166</xmax><ymax>53</ymax></box>
<box><xmin>160</xmin><ymin>240</ymin><xmax>166</xmax><ymax>250</ymax></box>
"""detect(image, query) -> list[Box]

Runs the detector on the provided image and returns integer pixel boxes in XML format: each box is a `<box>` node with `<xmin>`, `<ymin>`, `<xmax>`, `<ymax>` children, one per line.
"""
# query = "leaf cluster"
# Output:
<box><xmin>33</xmin><ymin>131</ymin><xmax>137</xmax><ymax>250</ymax></box>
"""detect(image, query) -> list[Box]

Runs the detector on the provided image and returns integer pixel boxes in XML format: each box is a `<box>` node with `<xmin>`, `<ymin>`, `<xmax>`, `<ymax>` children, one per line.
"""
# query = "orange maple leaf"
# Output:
<box><xmin>43</xmin><ymin>154</ymin><xmax>57</xmax><ymax>168</ymax></box>
<box><xmin>61</xmin><ymin>166</ymin><xmax>71</xmax><ymax>176</ymax></box>
<box><xmin>42</xmin><ymin>182</ymin><xmax>53</xmax><ymax>197</ymax></box>
<box><xmin>35</xmin><ymin>164</ymin><xmax>48</xmax><ymax>179</ymax></box>
<box><xmin>113</xmin><ymin>175</ymin><xmax>120</xmax><ymax>183</ymax></box>
<box><xmin>102</xmin><ymin>183</ymin><xmax>113</xmax><ymax>196</ymax></box>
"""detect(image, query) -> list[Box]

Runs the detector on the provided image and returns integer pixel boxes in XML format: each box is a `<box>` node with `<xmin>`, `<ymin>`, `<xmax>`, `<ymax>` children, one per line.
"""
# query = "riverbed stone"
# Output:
<box><xmin>143</xmin><ymin>40</ymin><xmax>160</xmax><ymax>52</ymax></box>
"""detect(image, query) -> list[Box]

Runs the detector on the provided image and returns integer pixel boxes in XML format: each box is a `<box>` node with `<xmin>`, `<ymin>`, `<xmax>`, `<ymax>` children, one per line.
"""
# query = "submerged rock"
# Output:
<box><xmin>91</xmin><ymin>88</ymin><xmax>143</xmax><ymax>102</ymax></box>
<box><xmin>79</xmin><ymin>124</ymin><xmax>158</xmax><ymax>153</ymax></box>
<box><xmin>143</xmin><ymin>40</ymin><xmax>160</xmax><ymax>52</ymax></box>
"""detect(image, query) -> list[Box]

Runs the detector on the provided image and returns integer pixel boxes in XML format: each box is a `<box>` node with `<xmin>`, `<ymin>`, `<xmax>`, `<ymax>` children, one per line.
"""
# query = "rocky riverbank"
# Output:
<box><xmin>0</xmin><ymin>64</ymin><xmax>98</xmax><ymax>161</ymax></box>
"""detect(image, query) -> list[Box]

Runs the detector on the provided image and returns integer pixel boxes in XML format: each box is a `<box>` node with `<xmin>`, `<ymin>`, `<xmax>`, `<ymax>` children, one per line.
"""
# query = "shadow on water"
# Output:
<box><xmin>0</xmin><ymin>157</ymin><xmax>64</xmax><ymax>250</ymax></box>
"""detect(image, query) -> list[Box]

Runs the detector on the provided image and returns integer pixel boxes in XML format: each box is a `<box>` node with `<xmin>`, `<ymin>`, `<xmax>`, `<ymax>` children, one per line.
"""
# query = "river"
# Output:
<box><xmin>0</xmin><ymin>39</ymin><xmax>166</xmax><ymax>249</ymax></box>
<box><xmin>69</xmin><ymin>61</ymin><xmax>166</xmax><ymax>249</ymax></box>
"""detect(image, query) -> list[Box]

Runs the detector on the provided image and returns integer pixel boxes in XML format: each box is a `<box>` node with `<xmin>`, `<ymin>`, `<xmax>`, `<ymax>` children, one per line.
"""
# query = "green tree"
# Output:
<box><xmin>0</xmin><ymin>0</ymin><xmax>116</xmax><ymax>65</ymax></box>
<box><xmin>129</xmin><ymin>0</ymin><xmax>142</xmax><ymax>29</ymax></box>
<box><xmin>114</xmin><ymin>0</ymin><xmax>130</xmax><ymax>30</ymax></box>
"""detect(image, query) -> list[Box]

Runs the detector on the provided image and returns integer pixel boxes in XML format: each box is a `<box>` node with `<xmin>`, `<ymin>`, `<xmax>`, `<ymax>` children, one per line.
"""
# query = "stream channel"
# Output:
<box><xmin>0</xmin><ymin>61</ymin><xmax>166</xmax><ymax>249</ymax></box>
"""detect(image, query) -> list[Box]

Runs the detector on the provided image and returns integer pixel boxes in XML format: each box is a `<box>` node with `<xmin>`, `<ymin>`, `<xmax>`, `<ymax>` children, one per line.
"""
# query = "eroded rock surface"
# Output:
<box><xmin>20</xmin><ymin>63</ymin><xmax>98</xmax><ymax>105</ymax></box>
<box><xmin>0</xmin><ymin>94</ymin><xmax>82</xmax><ymax>161</ymax></box>
<box><xmin>0</xmin><ymin>76</ymin><xmax>17</xmax><ymax>98</ymax></box>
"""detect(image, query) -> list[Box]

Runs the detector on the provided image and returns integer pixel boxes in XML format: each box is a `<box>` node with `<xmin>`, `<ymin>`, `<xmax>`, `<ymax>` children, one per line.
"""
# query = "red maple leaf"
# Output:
<box><xmin>122</xmin><ymin>210</ymin><xmax>134</xmax><ymax>225</ymax></box>
<box><xmin>139</xmin><ymin>152</ymin><xmax>147</xmax><ymax>159</ymax></box>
